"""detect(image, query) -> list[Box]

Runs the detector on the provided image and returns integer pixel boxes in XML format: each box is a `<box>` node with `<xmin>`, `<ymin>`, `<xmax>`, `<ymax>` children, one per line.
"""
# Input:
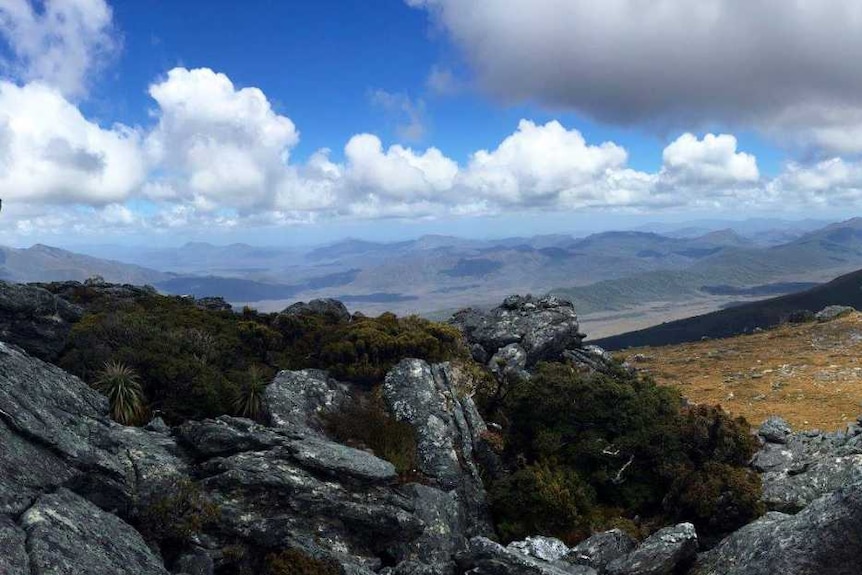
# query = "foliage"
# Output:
<box><xmin>489</xmin><ymin>462</ymin><xmax>595</xmax><ymax>545</ymax></box>
<box><xmin>491</xmin><ymin>362</ymin><xmax>762</xmax><ymax>543</ymax></box>
<box><xmin>137</xmin><ymin>479</ymin><xmax>219</xmax><ymax>551</ymax></box>
<box><xmin>56</xmin><ymin>292</ymin><xmax>465</xmax><ymax>424</ymax></box>
<box><xmin>233</xmin><ymin>365</ymin><xmax>270</xmax><ymax>421</ymax></box>
<box><xmin>265</xmin><ymin>549</ymin><xmax>341</xmax><ymax>575</ymax></box>
<box><xmin>324</xmin><ymin>387</ymin><xmax>418</xmax><ymax>475</ymax></box>
<box><xmin>93</xmin><ymin>360</ymin><xmax>146</xmax><ymax>425</ymax></box>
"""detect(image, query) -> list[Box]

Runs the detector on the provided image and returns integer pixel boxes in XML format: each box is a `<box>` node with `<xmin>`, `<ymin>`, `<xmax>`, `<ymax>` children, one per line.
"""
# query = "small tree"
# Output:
<box><xmin>94</xmin><ymin>360</ymin><xmax>146</xmax><ymax>425</ymax></box>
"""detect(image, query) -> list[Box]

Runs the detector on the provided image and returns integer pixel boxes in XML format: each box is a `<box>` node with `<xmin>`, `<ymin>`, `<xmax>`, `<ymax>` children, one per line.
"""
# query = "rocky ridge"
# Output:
<box><xmin>2</xmin><ymin>289</ymin><xmax>862</xmax><ymax>574</ymax></box>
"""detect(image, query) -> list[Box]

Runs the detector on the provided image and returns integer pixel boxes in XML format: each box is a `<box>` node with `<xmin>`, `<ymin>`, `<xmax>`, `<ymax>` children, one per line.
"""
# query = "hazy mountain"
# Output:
<box><xmin>0</xmin><ymin>244</ymin><xmax>170</xmax><ymax>284</ymax></box>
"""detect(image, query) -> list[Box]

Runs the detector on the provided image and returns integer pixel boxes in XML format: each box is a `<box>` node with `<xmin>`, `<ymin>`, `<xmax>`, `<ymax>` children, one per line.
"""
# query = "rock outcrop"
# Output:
<box><xmin>752</xmin><ymin>416</ymin><xmax>862</xmax><ymax>512</ymax></box>
<box><xmin>280</xmin><ymin>298</ymin><xmax>352</xmax><ymax>322</ymax></box>
<box><xmin>450</xmin><ymin>295</ymin><xmax>584</xmax><ymax>367</ymax></box>
<box><xmin>0</xmin><ymin>281</ymin><xmax>82</xmax><ymax>361</ymax></box>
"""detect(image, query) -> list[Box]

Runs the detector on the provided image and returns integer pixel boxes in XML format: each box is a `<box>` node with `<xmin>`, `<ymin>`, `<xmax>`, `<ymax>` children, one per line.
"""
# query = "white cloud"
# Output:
<box><xmin>459</xmin><ymin>120</ymin><xmax>628</xmax><ymax>205</ymax></box>
<box><xmin>146</xmin><ymin>67</ymin><xmax>300</xmax><ymax>211</ymax></box>
<box><xmin>0</xmin><ymin>0</ymin><xmax>117</xmax><ymax>98</ymax></box>
<box><xmin>426</xmin><ymin>65</ymin><xmax>459</xmax><ymax>96</ymax></box>
<box><xmin>408</xmin><ymin>0</ymin><xmax>862</xmax><ymax>152</ymax></box>
<box><xmin>0</xmin><ymin>80</ymin><xmax>145</xmax><ymax>205</ymax></box>
<box><xmin>662</xmin><ymin>133</ymin><xmax>759</xmax><ymax>185</ymax></box>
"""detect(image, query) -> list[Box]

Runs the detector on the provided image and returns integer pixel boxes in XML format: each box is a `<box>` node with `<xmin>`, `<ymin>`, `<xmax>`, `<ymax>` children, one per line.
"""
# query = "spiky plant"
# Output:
<box><xmin>94</xmin><ymin>361</ymin><xmax>146</xmax><ymax>426</ymax></box>
<box><xmin>233</xmin><ymin>365</ymin><xmax>267</xmax><ymax>421</ymax></box>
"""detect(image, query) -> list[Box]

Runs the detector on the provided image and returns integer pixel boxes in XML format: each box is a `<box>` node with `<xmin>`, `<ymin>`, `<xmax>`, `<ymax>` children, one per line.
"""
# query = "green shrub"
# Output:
<box><xmin>92</xmin><ymin>361</ymin><xmax>146</xmax><ymax>425</ymax></box>
<box><xmin>233</xmin><ymin>365</ymin><xmax>269</xmax><ymax>421</ymax></box>
<box><xmin>324</xmin><ymin>387</ymin><xmax>418</xmax><ymax>475</ymax></box>
<box><xmin>265</xmin><ymin>549</ymin><xmax>341</xmax><ymax>575</ymax></box>
<box><xmin>492</xmin><ymin>362</ymin><xmax>762</xmax><ymax>542</ymax></box>
<box><xmin>489</xmin><ymin>462</ymin><xmax>595</xmax><ymax>545</ymax></box>
<box><xmin>137</xmin><ymin>479</ymin><xmax>219</xmax><ymax>550</ymax></box>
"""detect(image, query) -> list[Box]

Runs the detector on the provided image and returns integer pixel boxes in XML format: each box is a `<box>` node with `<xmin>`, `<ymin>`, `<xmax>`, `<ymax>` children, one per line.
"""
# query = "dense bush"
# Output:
<box><xmin>137</xmin><ymin>479</ymin><xmax>219</xmax><ymax>557</ymax></box>
<box><xmin>323</xmin><ymin>387</ymin><xmax>418</xmax><ymax>475</ymax></box>
<box><xmin>265</xmin><ymin>549</ymin><xmax>341</xmax><ymax>575</ymax></box>
<box><xmin>56</xmin><ymin>292</ymin><xmax>465</xmax><ymax>424</ymax></box>
<box><xmin>491</xmin><ymin>363</ymin><xmax>762</xmax><ymax>543</ymax></box>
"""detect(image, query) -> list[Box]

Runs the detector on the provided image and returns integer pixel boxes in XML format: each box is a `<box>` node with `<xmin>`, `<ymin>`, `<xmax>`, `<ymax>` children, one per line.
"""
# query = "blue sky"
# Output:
<box><xmin>0</xmin><ymin>0</ymin><xmax>861</xmax><ymax>246</ymax></box>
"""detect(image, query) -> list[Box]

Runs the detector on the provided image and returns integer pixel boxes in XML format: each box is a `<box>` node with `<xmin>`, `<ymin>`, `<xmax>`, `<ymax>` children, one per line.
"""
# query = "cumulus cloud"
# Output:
<box><xmin>662</xmin><ymin>133</ymin><xmax>759</xmax><ymax>186</ymax></box>
<box><xmin>146</xmin><ymin>67</ymin><xmax>300</xmax><ymax>212</ymax></box>
<box><xmin>0</xmin><ymin>0</ymin><xmax>117</xmax><ymax>98</ymax></box>
<box><xmin>408</xmin><ymin>0</ymin><xmax>862</xmax><ymax>152</ymax></box>
<box><xmin>0</xmin><ymin>80</ymin><xmax>145</xmax><ymax>205</ymax></box>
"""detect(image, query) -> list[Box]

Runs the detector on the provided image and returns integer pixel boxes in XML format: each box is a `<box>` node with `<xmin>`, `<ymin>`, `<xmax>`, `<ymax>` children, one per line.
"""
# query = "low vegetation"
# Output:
<box><xmin>55</xmin><ymin>288</ymin><xmax>464</xmax><ymax>424</ymax></box>
<box><xmin>137</xmin><ymin>479</ymin><xmax>219</xmax><ymax>559</ymax></box>
<box><xmin>265</xmin><ymin>549</ymin><xmax>341</xmax><ymax>575</ymax></box>
<box><xmin>488</xmin><ymin>363</ymin><xmax>762</xmax><ymax>545</ymax></box>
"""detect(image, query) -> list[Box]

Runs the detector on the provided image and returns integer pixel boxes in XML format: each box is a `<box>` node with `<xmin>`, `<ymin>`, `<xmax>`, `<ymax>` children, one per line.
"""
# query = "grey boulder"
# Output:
<box><xmin>605</xmin><ymin>523</ymin><xmax>697</xmax><ymax>575</ymax></box>
<box><xmin>565</xmin><ymin>529</ymin><xmax>638</xmax><ymax>573</ymax></box>
<box><xmin>0</xmin><ymin>280</ymin><xmax>82</xmax><ymax>361</ymax></box>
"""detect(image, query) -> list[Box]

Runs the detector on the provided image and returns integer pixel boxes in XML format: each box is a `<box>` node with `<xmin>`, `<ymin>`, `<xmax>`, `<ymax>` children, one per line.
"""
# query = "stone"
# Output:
<box><xmin>0</xmin><ymin>281</ymin><xmax>82</xmax><ymax>361</ymax></box>
<box><xmin>507</xmin><ymin>536</ymin><xmax>571</xmax><ymax>562</ymax></box>
<box><xmin>21</xmin><ymin>488</ymin><xmax>169</xmax><ymax>575</ymax></box>
<box><xmin>815</xmin><ymin>305</ymin><xmax>855</xmax><ymax>322</ymax></box>
<box><xmin>757</xmin><ymin>416</ymin><xmax>793</xmax><ymax>444</ymax></box>
<box><xmin>450</xmin><ymin>295</ymin><xmax>584</xmax><ymax>367</ymax></box>
<box><xmin>565</xmin><ymin>529</ymin><xmax>638</xmax><ymax>572</ymax></box>
<box><xmin>489</xmin><ymin>343</ymin><xmax>529</xmax><ymax>380</ymax></box>
<box><xmin>0</xmin><ymin>514</ymin><xmax>29</xmax><ymax>575</ymax></box>
<box><xmin>285</xmin><ymin>435</ymin><xmax>397</xmax><ymax>483</ymax></box>
<box><xmin>280</xmin><ymin>298</ymin><xmax>351</xmax><ymax>322</ymax></box>
<box><xmin>458</xmin><ymin>536</ymin><xmax>597</xmax><ymax>575</ymax></box>
<box><xmin>605</xmin><ymin>523</ymin><xmax>697</xmax><ymax>575</ymax></box>
<box><xmin>263</xmin><ymin>369</ymin><xmax>352</xmax><ymax>432</ymax></box>
<box><xmin>694</xmin><ymin>481</ymin><xmax>862</xmax><ymax>575</ymax></box>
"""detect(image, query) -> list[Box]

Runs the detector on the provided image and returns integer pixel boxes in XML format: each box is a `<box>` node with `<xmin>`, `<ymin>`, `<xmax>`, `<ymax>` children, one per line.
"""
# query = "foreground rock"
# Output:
<box><xmin>20</xmin><ymin>488</ymin><xmax>168</xmax><ymax>575</ymax></box>
<box><xmin>458</xmin><ymin>536</ymin><xmax>597</xmax><ymax>575</ymax></box>
<box><xmin>694</xmin><ymin>482</ymin><xmax>862</xmax><ymax>575</ymax></box>
<box><xmin>752</xmin><ymin>416</ymin><xmax>862</xmax><ymax>512</ymax></box>
<box><xmin>606</xmin><ymin>524</ymin><xmax>697</xmax><ymax>575</ymax></box>
<box><xmin>0</xmin><ymin>281</ymin><xmax>82</xmax><ymax>361</ymax></box>
<box><xmin>566</xmin><ymin>530</ymin><xmax>638</xmax><ymax>572</ymax></box>
<box><xmin>450</xmin><ymin>295</ymin><xmax>584</xmax><ymax>367</ymax></box>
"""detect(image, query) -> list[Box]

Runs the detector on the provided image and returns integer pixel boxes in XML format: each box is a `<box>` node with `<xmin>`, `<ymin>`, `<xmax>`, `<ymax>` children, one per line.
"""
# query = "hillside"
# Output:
<box><xmin>0</xmin><ymin>244</ymin><xmax>170</xmax><ymax>284</ymax></box>
<box><xmin>618</xmin><ymin>312</ymin><xmax>862</xmax><ymax>431</ymax></box>
<box><xmin>592</xmin><ymin>267</ymin><xmax>862</xmax><ymax>349</ymax></box>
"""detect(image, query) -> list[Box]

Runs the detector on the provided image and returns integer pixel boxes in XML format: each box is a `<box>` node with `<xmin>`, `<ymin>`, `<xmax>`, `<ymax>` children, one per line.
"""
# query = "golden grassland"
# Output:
<box><xmin>617</xmin><ymin>312</ymin><xmax>862</xmax><ymax>432</ymax></box>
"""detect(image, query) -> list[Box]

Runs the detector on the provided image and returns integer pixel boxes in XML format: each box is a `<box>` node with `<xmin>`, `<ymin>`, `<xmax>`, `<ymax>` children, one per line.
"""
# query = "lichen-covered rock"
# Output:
<box><xmin>384</xmin><ymin>359</ymin><xmax>494</xmax><ymax>547</ymax></box>
<box><xmin>458</xmin><ymin>536</ymin><xmax>598</xmax><ymax>575</ymax></box>
<box><xmin>0</xmin><ymin>281</ymin><xmax>82</xmax><ymax>361</ymax></box>
<box><xmin>21</xmin><ymin>488</ymin><xmax>169</xmax><ymax>575</ymax></box>
<box><xmin>562</xmin><ymin>345</ymin><xmax>623</xmax><ymax>376</ymax></box>
<box><xmin>0</xmin><ymin>514</ymin><xmax>29</xmax><ymax>575</ymax></box>
<box><xmin>263</xmin><ymin>369</ymin><xmax>352</xmax><ymax>432</ymax></box>
<box><xmin>507</xmin><ymin>536</ymin><xmax>571</xmax><ymax>562</ymax></box>
<box><xmin>489</xmin><ymin>343</ymin><xmax>529</xmax><ymax>381</ymax></box>
<box><xmin>450</xmin><ymin>295</ymin><xmax>584</xmax><ymax>367</ymax></box>
<box><xmin>280</xmin><ymin>298</ymin><xmax>351</xmax><ymax>322</ymax></box>
<box><xmin>565</xmin><ymin>529</ymin><xmax>637</xmax><ymax>573</ymax></box>
<box><xmin>693</xmin><ymin>481</ymin><xmax>862</xmax><ymax>575</ymax></box>
<box><xmin>815</xmin><ymin>305</ymin><xmax>855</xmax><ymax>322</ymax></box>
<box><xmin>285</xmin><ymin>435</ymin><xmax>397</xmax><ymax>483</ymax></box>
<box><xmin>605</xmin><ymin>524</ymin><xmax>697</xmax><ymax>575</ymax></box>
<box><xmin>757</xmin><ymin>416</ymin><xmax>792</xmax><ymax>444</ymax></box>
<box><xmin>752</xmin><ymin>420</ymin><xmax>862</xmax><ymax>512</ymax></box>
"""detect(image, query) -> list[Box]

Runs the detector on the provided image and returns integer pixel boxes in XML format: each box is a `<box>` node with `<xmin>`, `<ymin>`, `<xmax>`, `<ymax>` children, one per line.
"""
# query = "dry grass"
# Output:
<box><xmin>618</xmin><ymin>312</ymin><xmax>862</xmax><ymax>432</ymax></box>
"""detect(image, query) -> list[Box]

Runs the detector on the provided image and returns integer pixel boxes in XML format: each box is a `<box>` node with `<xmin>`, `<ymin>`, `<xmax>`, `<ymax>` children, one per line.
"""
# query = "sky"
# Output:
<box><xmin>0</xmin><ymin>0</ymin><xmax>861</xmax><ymax>247</ymax></box>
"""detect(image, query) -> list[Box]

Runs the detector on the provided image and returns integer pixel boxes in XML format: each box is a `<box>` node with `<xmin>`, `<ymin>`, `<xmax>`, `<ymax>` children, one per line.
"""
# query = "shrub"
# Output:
<box><xmin>489</xmin><ymin>462</ymin><xmax>595</xmax><ymax>545</ymax></box>
<box><xmin>93</xmin><ymin>360</ymin><xmax>146</xmax><ymax>425</ymax></box>
<box><xmin>265</xmin><ymin>549</ymin><xmax>340</xmax><ymax>575</ymax></box>
<box><xmin>493</xmin><ymin>362</ymin><xmax>762</xmax><ymax>542</ymax></box>
<box><xmin>233</xmin><ymin>365</ymin><xmax>269</xmax><ymax>421</ymax></box>
<box><xmin>324</xmin><ymin>387</ymin><xmax>418</xmax><ymax>475</ymax></box>
<box><xmin>138</xmin><ymin>479</ymin><xmax>219</xmax><ymax>547</ymax></box>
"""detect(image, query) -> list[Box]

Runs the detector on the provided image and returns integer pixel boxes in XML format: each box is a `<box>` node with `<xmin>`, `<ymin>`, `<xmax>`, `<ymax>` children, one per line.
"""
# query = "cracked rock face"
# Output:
<box><xmin>450</xmin><ymin>295</ymin><xmax>584</xmax><ymax>367</ymax></box>
<box><xmin>0</xmin><ymin>281</ymin><xmax>83</xmax><ymax>362</ymax></box>
<box><xmin>20</xmin><ymin>488</ymin><xmax>169</xmax><ymax>575</ymax></box>
<box><xmin>753</xmin><ymin>417</ymin><xmax>862</xmax><ymax>512</ymax></box>
<box><xmin>694</xmin><ymin>482</ymin><xmax>862</xmax><ymax>575</ymax></box>
<box><xmin>263</xmin><ymin>368</ymin><xmax>353</xmax><ymax>432</ymax></box>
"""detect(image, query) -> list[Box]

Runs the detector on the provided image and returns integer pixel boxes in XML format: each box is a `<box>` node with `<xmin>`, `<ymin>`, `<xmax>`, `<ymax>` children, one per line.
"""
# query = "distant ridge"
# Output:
<box><xmin>592</xmin><ymin>267</ymin><xmax>862</xmax><ymax>350</ymax></box>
